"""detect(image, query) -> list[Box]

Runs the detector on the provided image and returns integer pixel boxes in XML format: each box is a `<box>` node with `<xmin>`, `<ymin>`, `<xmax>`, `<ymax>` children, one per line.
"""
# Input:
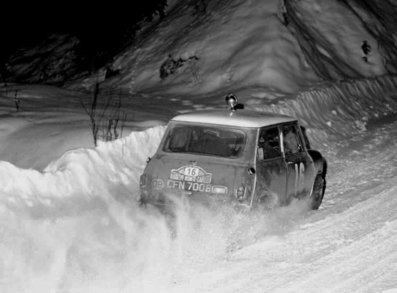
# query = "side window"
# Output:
<box><xmin>282</xmin><ymin>125</ymin><xmax>303</xmax><ymax>155</ymax></box>
<box><xmin>168</xmin><ymin>126</ymin><xmax>190</xmax><ymax>151</ymax></box>
<box><xmin>257</xmin><ymin>127</ymin><xmax>281</xmax><ymax>160</ymax></box>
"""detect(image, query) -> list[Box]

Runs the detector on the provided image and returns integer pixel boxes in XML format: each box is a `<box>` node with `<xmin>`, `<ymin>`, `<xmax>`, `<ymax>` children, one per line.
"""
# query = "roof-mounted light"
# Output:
<box><xmin>225</xmin><ymin>93</ymin><xmax>238</xmax><ymax>112</ymax></box>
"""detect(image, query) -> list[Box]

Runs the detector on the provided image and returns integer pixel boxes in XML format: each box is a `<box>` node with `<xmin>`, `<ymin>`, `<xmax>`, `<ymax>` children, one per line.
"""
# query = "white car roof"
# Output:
<box><xmin>171</xmin><ymin>109</ymin><xmax>296</xmax><ymax>128</ymax></box>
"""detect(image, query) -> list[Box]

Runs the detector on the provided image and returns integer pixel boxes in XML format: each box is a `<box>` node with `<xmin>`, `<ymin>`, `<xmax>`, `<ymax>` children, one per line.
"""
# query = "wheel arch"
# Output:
<box><xmin>308</xmin><ymin>150</ymin><xmax>327</xmax><ymax>177</ymax></box>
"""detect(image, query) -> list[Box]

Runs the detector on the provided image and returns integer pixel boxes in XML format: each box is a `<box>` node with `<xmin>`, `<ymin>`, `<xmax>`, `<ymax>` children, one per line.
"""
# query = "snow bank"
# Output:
<box><xmin>248</xmin><ymin>75</ymin><xmax>397</xmax><ymax>148</ymax></box>
<box><xmin>0</xmin><ymin>125</ymin><xmax>166</xmax><ymax>211</ymax></box>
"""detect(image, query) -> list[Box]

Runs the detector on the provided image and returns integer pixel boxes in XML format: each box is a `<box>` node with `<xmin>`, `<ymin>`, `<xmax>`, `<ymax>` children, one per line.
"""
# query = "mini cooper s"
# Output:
<box><xmin>139</xmin><ymin>96</ymin><xmax>327</xmax><ymax>210</ymax></box>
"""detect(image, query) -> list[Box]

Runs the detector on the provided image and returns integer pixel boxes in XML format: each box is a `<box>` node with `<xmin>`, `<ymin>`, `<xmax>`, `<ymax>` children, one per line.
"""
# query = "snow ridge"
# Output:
<box><xmin>253</xmin><ymin>75</ymin><xmax>397</xmax><ymax>147</ymax></box>
<box><xmin>0</xmin><ymin>126</ymin><xmax>165</xmax><ymax>211</ymax></box>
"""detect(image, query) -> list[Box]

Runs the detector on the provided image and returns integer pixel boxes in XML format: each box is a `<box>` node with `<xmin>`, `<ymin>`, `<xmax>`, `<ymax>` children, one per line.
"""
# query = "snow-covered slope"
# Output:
<box><xmin>98</xmin><ymin>0</ymin><xmax>320</xmax><ymax>95</ymax></box>
<box><xmin>104</xmin><ymin>0</ymin><xmax>395</xmax><ymax>96</ymax></box>
<box><xmin>5</xmin><ymin>0</ymin><xmax>397</xmax><ymax>98</ymax></box>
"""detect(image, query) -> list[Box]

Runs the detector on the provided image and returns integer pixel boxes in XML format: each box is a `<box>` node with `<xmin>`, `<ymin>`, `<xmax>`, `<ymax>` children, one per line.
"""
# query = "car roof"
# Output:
<box><xmin>171</xmin><ymin>109</ymin><xmax>296</xmax><ymax>128</ymax></box>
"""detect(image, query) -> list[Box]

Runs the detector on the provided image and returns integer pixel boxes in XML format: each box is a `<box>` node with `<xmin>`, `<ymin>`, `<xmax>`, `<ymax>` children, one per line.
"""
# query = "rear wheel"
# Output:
<box><xmin>310</xmin><ymin>174</ymin><xmax>326</xmax><ymax>210</ymax></box>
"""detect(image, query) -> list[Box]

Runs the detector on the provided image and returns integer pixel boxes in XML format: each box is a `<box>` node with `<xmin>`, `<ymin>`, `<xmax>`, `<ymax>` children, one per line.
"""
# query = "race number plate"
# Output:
<box><xmin>167</xmin><ymin>165</ymin><xmax>228</xmax><ymax>194</ymax></box>
<box><xmin>170</xmin><ymin>165</ymin><xmax>212</xmax><ymax>183</ymax></box>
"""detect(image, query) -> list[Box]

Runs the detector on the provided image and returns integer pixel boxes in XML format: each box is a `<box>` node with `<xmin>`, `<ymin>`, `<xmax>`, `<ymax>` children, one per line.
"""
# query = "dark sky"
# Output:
<box><xmin>0</xmin><ymin>1</ymin><xmax>167</xmax><ymax>58</ymax></box>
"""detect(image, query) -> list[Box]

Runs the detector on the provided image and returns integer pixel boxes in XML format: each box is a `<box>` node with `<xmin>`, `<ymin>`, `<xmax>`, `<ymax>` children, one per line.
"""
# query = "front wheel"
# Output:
<box><xmin>310</xmin><ymin>174</ymin><xmax>326</xmax><ymax>210</ymax></box>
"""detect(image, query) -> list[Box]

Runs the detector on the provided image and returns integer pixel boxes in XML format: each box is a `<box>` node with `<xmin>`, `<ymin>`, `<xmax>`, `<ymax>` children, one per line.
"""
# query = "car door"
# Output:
<box><xmin>254</xmin><ymin>126</ymin><xmax>288</xmax><ymax>206</ymax></box>
<box><xmin>281</xmin><ymin>123</ymin><xmax>315</xmax><ymax>200</ymax></box>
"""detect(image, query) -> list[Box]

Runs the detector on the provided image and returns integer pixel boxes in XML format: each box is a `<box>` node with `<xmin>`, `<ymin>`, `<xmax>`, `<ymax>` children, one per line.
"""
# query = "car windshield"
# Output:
<box><xmin>163</xmin><ymin>124</ymin><xmax>246</xmax><ymax>158</ymax></box>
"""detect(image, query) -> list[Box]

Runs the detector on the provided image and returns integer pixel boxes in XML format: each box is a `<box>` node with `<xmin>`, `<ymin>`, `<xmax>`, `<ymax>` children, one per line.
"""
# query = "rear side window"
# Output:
<box><xmin>258</xmin><ymin>127</ymin><xmax>282</xmax><ymax>160</ymax></box>
<box><xmin>163</xmin><ymin>124</ymin><xmax>246</xmax><ymax>158</ymax></box>
<box><xmin>282</xmin><ymin>124</ymin><xmax>303</xmax><ymax>155</ymax></box>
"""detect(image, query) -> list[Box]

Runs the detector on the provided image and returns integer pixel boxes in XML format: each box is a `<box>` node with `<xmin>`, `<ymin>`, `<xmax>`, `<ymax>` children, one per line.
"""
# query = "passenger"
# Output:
<box><xmin>262</xmin><ymin>141</ymin><xmax>281</xmax><ymax>159</ymax></box>
<box><xmin>169</xmin><ymin>127</ymin><xmax>189</xmax><ymax>151</ymax></box>
<box><xmin>258</xmin><ymin>128</ymin><xmax>281</xmax><ymax>159</ymax></box>
<box><xmin>284</xmin><ymin>129</ymin><xmax>299</xmax><ymax>154</ymax></box>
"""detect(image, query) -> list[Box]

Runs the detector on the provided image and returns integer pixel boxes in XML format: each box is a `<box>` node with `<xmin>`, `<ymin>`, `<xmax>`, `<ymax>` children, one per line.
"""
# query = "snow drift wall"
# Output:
<box><xmin>252</xmin><ymin>75</ymin><xmax>397</xmax><ymax>148</ymax></box>
<box><xmin>0</xmin><ymin>126</ymin><xmax>165</xmax><ymax>211</ymax></box>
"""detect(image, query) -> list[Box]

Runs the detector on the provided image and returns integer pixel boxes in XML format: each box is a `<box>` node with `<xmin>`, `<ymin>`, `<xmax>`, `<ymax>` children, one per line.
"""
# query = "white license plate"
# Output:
<box><xmin>167</xmin><ymin>180</ymin><xmax>228</xmax><ymax>194</ymax></box>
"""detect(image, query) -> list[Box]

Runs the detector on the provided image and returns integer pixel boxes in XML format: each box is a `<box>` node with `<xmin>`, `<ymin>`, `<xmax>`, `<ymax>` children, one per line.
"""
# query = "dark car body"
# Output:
<box><xmin>139</xmin><ymin>107</ymin><xmax>327</xmax><ymax>210</ymax></box>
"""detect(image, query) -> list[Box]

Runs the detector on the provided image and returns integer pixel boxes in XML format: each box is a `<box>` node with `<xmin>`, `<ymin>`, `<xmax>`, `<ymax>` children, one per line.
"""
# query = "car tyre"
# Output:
<box><xmin>310</xmin><ymin>174</ymin><xmax>326</xmax><ymax>210</ymax></box>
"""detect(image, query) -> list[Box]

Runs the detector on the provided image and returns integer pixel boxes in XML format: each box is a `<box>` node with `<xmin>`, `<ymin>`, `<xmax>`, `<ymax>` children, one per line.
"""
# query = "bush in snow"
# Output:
<box><xmin>159</xmin><ymin>54</ymin><xmax>200</xmax><ymax>80</ymax></box>
<box><xmin>81</xmin><ymin>81</ymin><xmax>127</xmax><ymax>146</ymax></box>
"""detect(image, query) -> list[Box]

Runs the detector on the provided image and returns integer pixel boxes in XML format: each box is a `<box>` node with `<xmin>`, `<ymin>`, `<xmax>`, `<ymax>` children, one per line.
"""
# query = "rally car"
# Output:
<box><xmin>139</xmin><ymin>95</ymin><xmax>327</xmax><ymax>211</ymax></box>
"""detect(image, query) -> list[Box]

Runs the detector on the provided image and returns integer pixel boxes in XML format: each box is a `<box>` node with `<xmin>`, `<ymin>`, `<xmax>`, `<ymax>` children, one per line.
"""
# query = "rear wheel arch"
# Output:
<box><xmin>308</xmin><ymin>150</ymin><xmax>327</xmax><ymax>176</ymax></box>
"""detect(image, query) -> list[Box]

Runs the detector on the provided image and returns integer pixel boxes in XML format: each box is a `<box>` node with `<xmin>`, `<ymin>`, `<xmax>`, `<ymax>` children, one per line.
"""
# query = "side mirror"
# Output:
<box><xmin>248</xmin><ymin>167</ymin><xmax>256</xmax><ymax>175</ymax></box>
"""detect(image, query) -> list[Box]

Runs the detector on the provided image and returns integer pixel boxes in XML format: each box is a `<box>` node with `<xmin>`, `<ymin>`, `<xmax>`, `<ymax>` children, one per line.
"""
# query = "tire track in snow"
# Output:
<box><xmin>178</xmin><ymin>180</ymin><xmax>397</xmax><ymax>293</ymax></box>
<box><xmin>269</xmin><ymin>184</ymin><xmax>397</xmax><ymax>293</ymax></box>
<box><xmin>324</xmin><ymin>115</ymin><xmax>397</xmax><ymax>209</ymax></box>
